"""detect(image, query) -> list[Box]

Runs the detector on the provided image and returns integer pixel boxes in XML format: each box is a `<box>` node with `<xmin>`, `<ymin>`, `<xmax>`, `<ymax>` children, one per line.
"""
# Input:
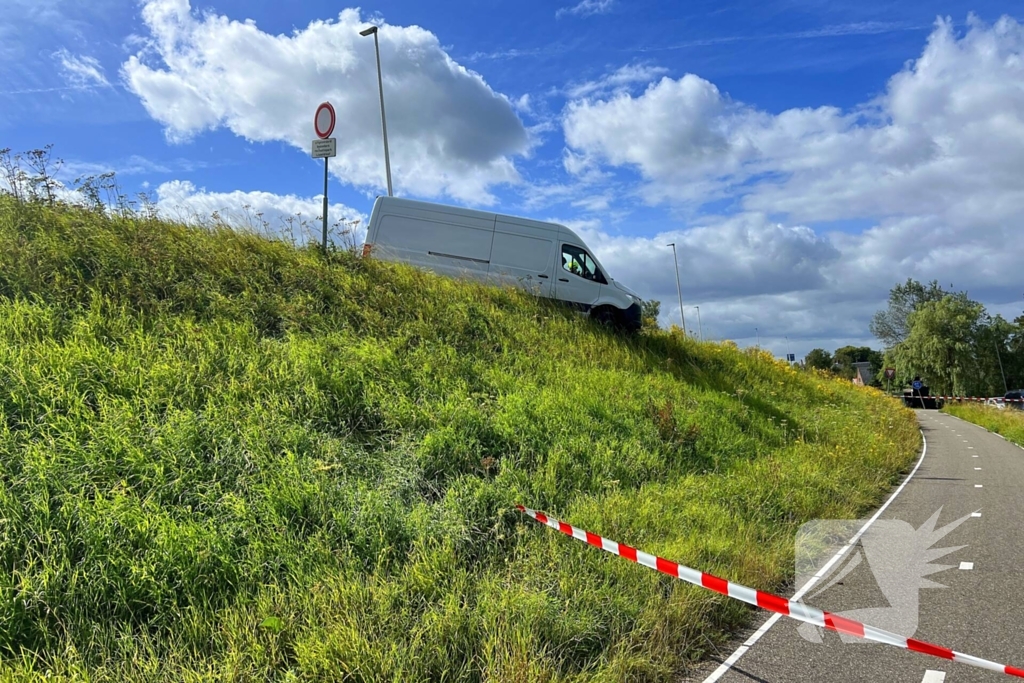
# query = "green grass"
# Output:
<box><xmin>0</xmin><ymin>195</ymin><xmax>920</xmax><ymax>681</ymax></box>
<box><xmin>942</xmin><ymin>403</ymin><xmax>1024</xmax><ymax>445</ymax></box>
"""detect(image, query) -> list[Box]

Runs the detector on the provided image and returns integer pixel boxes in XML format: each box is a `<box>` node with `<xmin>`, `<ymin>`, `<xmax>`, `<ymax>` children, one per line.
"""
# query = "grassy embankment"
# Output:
<box><xmin>0</xmin><ymin>195</ymin><xmax>920</xmax><ymax>681</ymax></box>
<box><xmin>942</xmin><ymin>403</ymin><xmax>1024</xmax><ymax>445</ymax></box>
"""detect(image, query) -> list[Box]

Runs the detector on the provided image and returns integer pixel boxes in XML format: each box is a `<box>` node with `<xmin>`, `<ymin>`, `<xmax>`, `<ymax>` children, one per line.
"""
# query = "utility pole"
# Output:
<box><xmin>995</xmin><ymin>339</ymin><xmax>1009</xmax><ymax>394</ymax></box>
<box><xmin>695</xmin><ymin>306</ymin><xmax>704</xmax><ymax>342</ymax></box>
<box><xmin>666</xmin><ymin>243</ymin><xmax>685</xmax><ymax>336</ymax></box>
<box><xmin>755</xmin><ymin>327</ymin><xmax>760</xmax><ymax>349</ymax></box>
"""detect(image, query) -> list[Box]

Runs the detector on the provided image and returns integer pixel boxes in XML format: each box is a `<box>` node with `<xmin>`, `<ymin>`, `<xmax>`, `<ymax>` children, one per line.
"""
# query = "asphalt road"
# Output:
<box><xmin>684</xmin><ymin>410</ymin><xmax>1024</xmax><ymax>683</ymax></box>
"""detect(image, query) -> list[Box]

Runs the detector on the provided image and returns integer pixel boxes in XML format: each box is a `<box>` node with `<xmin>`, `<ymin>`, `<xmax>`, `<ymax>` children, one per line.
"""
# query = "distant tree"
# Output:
<box><xmin>641</xmin><ymin>299</ymin><xmax>661</xmax><ymax>330</ymax></box>
<box><xmin>1010</xmin><ymin>315</ymin><xmax>1024</xmax><ymax>389</ymax></box>
<box><xmin>805</xmin><ymin>348</ymin><xmax>833</xmax><ymax>371</ymax></box>
<box><xmin>976</xmin><ymin>316</ymin><xmax>1008</xmax><ymax>395</ymax></box>
<box><xmin>974</xmin><ymin>314</ymin><xmax>1024</xmax><ymax>395</ymax></box>
<box><xmin>870</xmin><ymin>279</ymin><xmax>947</xmax><ymax>349</ymax></box>
<box><xmin>891</xmin><ymin>295</ymin><xmax>985</xmax><ymax>396</ymax></box>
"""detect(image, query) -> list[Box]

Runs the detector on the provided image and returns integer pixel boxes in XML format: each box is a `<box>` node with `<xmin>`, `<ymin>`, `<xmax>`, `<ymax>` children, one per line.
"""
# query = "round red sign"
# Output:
<box><xmin>314</xmin><ymin>102</ymin><xmax>336</xmax><ymax>139</ymax></box>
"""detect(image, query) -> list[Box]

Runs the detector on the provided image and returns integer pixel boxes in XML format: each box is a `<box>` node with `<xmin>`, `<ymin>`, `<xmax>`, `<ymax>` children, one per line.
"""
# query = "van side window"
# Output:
<box><xmin>561</xmin><ymin>245</ymin><xmax>607</xmax><ymax>284</ymax></box>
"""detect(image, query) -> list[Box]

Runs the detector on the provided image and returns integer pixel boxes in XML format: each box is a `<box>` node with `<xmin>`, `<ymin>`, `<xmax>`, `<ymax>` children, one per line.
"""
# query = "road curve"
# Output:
<box><xmin>685</xmin><ymin>410</ymin><xmax>1024</xmax><ymax>683</ymax></box>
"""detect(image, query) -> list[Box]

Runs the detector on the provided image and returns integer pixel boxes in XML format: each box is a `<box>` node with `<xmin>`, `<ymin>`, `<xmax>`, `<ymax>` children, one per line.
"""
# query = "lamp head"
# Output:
<box><xmin>359</xmin><ymin>26</ymin><xmax>378</xmax><ymax>36</ymax></box>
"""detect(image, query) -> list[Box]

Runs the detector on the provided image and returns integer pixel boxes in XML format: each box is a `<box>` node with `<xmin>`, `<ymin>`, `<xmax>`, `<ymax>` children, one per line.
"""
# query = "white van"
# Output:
<box><xmin>361</xmin><ymin>197</ymin><xmax>642</xmax><ymax>330</ymax></box>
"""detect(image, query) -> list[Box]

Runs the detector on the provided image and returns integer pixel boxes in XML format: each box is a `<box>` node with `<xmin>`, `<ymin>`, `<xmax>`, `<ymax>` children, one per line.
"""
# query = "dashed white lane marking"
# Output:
<box><xmin>975</xmin><ymin>484</ymin><xmax>984</xmax><ymax>488</ymax></box>
<box><xmin>972</xmin><ymin>512</ymin><xmax>982</xmax><ymax>517</ymax></box>
<box><xmin>973</xmin><ymin>455</ymin><xmax>979</xmax><ymax>458</ymax></box>
<box><xmin>700</xmin><ymin>431</ymin><xmax>932</xmax><ymax>683</ymax></box>
<box><xmin>959</xmin><ymin>562</ymin><xmax>975</xmax><ymax>570</ymax></box>
<box><xmin>968</xmin><ymin>446</ymin><xmax>975</xmax><ymax>449</ymax></box>
<box><xmin>975</xmin><ymin>467</ymin><xmax>982</xmax><ymax>470</ymax></box>
<box><xmin>922</xmin><ymin>670</ymin><xmax>947</xmax><ymax>682</ymax></box>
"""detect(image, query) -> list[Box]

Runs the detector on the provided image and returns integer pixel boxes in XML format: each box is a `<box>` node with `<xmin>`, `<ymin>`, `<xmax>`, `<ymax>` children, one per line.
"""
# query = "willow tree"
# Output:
<box><xmin>891</xmin><ymin>295</ymin><xmax>985</xmax><ymax>396</ymax></box>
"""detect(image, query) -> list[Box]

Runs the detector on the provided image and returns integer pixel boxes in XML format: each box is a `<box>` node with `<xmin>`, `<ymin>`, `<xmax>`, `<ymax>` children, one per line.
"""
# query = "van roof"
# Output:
<box><xmin>371</xmin><ymin>196</ymin><xmax>582</xmax><ymax>241</ymax></box>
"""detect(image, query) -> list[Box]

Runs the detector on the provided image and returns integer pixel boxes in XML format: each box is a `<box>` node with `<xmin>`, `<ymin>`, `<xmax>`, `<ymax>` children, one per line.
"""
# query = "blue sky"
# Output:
<box><xmin>2</xmin><ymin>0</ymin><xmax>1023</xmax><ymax>357</ymax></box>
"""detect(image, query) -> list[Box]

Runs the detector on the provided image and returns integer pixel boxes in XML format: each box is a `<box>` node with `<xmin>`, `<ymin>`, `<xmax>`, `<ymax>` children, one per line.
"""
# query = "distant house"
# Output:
<box><xmin>851</xmin><ymin>362</ymin><xmax>875</xmax><ymax>386</ymax></box>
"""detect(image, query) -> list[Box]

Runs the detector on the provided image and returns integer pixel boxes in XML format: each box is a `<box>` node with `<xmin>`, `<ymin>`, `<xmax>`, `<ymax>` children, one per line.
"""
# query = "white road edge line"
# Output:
<box><xmin>701</xmin><ymin>429</ymin><xmax>931</xmax><ymax>683</ymax></box>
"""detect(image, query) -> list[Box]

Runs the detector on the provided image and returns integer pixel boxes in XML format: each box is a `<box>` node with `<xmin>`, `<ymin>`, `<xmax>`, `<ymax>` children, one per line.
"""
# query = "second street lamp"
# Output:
<box><xmin>360</xmin><ymin>25</ymin><xmax>393</xmax><ymax>197</ymax></box>
<box><xmin>666</xmin><ymin>243</ymin><xmax>685</xmax><ymax>337</ymax></box>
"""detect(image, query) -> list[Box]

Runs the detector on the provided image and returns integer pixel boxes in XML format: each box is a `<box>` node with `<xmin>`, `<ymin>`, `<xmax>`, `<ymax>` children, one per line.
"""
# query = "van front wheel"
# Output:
<box><xmin>591</xmin><ymin>307</ymin><xmax>617</xmax><ymax>328</ymax></box>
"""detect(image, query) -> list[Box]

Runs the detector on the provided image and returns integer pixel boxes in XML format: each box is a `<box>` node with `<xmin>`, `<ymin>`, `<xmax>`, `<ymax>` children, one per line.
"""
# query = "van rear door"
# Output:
<box><xmin>488</xmin><ymin>219</ymin><xmax>555</xmax><ymax>297</ymax></box>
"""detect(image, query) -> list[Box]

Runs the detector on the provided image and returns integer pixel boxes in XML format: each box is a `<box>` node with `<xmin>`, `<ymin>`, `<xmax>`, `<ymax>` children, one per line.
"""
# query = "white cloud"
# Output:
<box><xmin>556</xmin><ymin>0</ymin><xmax>614</xmax><ymax>19</ymax></box>
<box><xmin>566</xmin><ymin>213</ymin><xmax>839</xmax><ymax>302</ymax></box>
<box><xmin>570</xmin><ymin>194</ymin><xmax>611</xmax><ymax>212</ymax></box>
<box><xmin>559</xmin><ymin>16</ymin><xmax>1024</xmax><ymax>352</ymax></box>
<box><xmin>566</xmin><ymin>63</ymin><xmax>669</xmax><ymax>99</ymax></box>
<box><xmin>62</xmin><ymin>156</ymin><xmax>174</xmax><ymax>180</ymax></box>
<box><xmin>466</xmin><ymin>46</ymin><xmax>558</xmax><ymax>62</ymax></box>
<box><xmin>565</xmin><ymin>16</ymin><xmax>1024</xmax><ymax>216</ymax></box>
<box><xmin>513</xmin><ymin>94</ymin><xmax>532</xmax><ymax>115</ymax></box>
<box><xmin>121</xmin><ymin>1</ymin><xmax>529</xmax><ymax>205</ymax></box>
<box><xmin>642</xmin><ymin>22</ymin><xmax>923</xmax><ymax>54</ymax></box>
<box><xmin>53</xmin><ymin>48</ymin><xmax>109</xmax><ymax>88</ymax></box>
<box><xmin>153</xmin><ymin>180</ymin><xmax>367</xmax><ymax>246</ymax></box>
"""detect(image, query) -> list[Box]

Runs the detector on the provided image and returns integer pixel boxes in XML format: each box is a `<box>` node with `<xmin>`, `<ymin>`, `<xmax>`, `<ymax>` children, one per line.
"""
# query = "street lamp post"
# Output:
<box><xmin>695</xmin><ymin>305</ymin><xmax>703</xmax><ymax>342</ymax></box>
<box><xmin>995</xmin><ymin>339</ymin><xmax>1009</xmax><ymax>394</ymax></box>
<box><xmin>666</xmin><ymin>243</ymin><xmax>685</xmax><ymax>336</ymax></box>
<box><xmin>755</xmin><ymin>327</ymin><xmax>760</xmax><ymax>348</ymax></box>
<box><xmin>359</xmin><ymin>25</ymin><xmax>393</xmax><ymax>197</ymax></box>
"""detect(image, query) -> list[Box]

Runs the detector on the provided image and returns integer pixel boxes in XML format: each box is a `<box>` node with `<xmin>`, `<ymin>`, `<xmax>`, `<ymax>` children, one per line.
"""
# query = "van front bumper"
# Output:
<box><xmin>623</xmin><ymin>302</ymin><xmax>642</xmax><ymax>330</ymax></box>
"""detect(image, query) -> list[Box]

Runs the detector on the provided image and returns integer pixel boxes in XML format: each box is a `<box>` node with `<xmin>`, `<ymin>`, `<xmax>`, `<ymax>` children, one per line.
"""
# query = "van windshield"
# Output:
<box><xmin>561</xmin><ymin>245</ymin><xmax>607</xmax><ymax>284</ymax></box>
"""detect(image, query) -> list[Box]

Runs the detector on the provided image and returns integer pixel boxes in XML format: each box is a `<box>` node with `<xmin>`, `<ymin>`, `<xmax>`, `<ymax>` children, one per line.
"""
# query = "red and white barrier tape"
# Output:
<box><xmin>516</xmin><ymin>505</ymin><xmax>1024</xmax><ymax>678</ymax></box>
<box><xmin>935</xmin><ymin>396</ymin><xmax>1024</xmax><ymax>403</ymax></box>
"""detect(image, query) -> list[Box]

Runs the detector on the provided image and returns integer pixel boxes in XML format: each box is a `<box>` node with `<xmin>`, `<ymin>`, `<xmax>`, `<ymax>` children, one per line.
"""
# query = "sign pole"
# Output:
<box><xmin>322</xmin><ymin>157</ymin><xmax>329</xmax><ymax>253</ymax></box>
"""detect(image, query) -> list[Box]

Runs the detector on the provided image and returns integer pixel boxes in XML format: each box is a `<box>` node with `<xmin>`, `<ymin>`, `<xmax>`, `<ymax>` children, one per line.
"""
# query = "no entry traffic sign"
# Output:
<box><xmin>314</xmin><ymin>102</ymin><xmax>336</xmax><ymax>139</ymax></box>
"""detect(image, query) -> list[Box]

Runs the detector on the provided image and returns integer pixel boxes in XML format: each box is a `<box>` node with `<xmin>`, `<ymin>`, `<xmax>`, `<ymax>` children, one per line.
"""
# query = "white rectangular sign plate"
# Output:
<box><xmin>312</xmin><ymin>138</ymin><xmax>337</xmax><ymax>158</ymax></box>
